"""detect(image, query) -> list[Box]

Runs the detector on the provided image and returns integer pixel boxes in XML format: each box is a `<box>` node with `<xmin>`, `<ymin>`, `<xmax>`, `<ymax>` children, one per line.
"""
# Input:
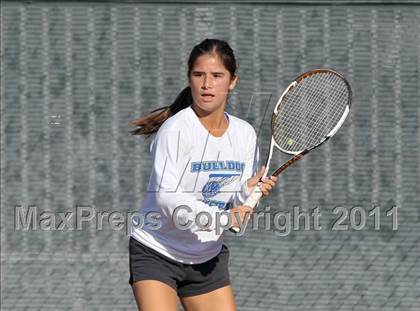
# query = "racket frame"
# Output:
<box><xmin>229</xmin><ymin>68</ymin><xmax>352</xmax><ymax>234</ymax></box>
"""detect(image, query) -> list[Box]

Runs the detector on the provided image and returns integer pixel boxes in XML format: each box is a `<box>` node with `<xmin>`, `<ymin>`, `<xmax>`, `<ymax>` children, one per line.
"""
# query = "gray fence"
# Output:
<box><xmin>1</xmin><ymin>1</ymin><xmax>419</xmax><ymax>310</ymax></box>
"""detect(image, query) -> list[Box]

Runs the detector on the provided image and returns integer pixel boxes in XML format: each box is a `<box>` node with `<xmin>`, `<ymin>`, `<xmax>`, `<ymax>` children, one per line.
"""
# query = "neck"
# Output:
<box><xmin>191</xmin><ymin>105</ymin><xmax>228</xmax><ymax>137</ymax></box>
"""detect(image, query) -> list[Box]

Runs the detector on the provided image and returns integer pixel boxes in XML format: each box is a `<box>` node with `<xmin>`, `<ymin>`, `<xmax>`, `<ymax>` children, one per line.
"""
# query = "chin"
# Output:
<box><xmin>195</xmin><ymin>102</ymin><xmax>223</xmax><ymax>115</ymax></box>
<box><xmin>193</xmin><ymin>98</ymin><xmax>225</xmax><ymax>114</ymax></box>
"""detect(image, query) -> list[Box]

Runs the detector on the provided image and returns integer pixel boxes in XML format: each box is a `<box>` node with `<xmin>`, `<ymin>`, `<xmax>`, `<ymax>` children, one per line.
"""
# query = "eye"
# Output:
<box><xmin>192</xmin><ymin>72</ymin><xmax>203</xmax><ymax>77</ymax></box>
<box><xmin>213</xmin><ymin>73</ymin><xmax>224</xmax><ymax>78</ymax></box>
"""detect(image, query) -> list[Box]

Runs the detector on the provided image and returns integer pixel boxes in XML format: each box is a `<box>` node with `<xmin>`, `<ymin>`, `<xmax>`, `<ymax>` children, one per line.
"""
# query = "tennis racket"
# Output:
<box><xmin>230</xmin><ymin>68</ymin><xmax>352</xmax><ymax>233</ymax></box>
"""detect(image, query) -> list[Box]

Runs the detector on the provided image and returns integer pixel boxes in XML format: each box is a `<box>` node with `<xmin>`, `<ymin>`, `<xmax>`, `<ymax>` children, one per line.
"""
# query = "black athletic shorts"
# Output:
<box><xmin>128</xmin><ymin>237</ymin><xmax>231</xmax><ymax>297</ymax></box>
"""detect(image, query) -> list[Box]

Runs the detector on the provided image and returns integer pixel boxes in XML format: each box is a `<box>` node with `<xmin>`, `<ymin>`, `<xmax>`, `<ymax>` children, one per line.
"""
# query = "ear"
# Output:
<box><xmin>229</xmin><ymin>75</ymin><xmax>239</xmax><ymax>90</ymax></box>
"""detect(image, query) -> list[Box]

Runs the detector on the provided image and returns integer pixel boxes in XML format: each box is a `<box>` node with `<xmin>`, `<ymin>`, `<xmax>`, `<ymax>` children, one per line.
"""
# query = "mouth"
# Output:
<box><xmin>200</xmin><ymin>93</ymin><xmax>215</xmax><ymax>101</ymax></box>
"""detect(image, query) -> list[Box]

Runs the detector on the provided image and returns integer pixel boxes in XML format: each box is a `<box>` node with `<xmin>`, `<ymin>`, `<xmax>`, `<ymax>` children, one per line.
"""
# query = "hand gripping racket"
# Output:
<box><xmin>230</xmin><ymin>69</ymin><xmax>352</xmax><ymax>233</ymax></box>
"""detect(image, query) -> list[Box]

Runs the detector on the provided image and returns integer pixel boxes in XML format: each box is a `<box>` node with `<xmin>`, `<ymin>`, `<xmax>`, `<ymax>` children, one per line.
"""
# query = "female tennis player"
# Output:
<box><xmin>129</xmin><ymin>38</ymin><xmax>277</xmax><ymax>311</ymax></box>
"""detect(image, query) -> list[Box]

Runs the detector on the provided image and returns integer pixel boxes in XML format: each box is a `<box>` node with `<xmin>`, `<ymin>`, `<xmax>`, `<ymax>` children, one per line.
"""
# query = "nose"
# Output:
<box><xmin>201</xmin><ymin>75</ymin><xmax>212</xmax><ymax>89</ymax></box>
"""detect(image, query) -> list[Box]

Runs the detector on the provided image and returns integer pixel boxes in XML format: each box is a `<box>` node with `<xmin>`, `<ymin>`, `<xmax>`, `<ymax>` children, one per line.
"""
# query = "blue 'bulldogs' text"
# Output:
<box><xmin>191</xmin><ymin>160</ymin><xmax>245</xmax><ymax>172</ymax></box>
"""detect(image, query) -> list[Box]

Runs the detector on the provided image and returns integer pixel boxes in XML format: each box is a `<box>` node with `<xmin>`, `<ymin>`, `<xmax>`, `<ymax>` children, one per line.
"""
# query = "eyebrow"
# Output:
<box><xmin>191</xmin><ymin>70</ymin><xmax>226</xmax><ymax>75</ymax></box>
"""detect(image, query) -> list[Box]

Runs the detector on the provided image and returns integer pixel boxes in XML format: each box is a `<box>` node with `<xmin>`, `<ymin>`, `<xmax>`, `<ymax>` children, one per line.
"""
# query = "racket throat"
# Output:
<box><xmin>262</xmin><ymin>138</ymin><xmax>276</xmax><ymax>178</ymax></box>
<box><xmin>271</xmin><ymin>136</ymin><xmax>329</xmax><ymax>177</ymax></box>
<box><xmin>272</xmin><ymin>149</ymin><xmax>309</xmax><ymax>177</ymax></box>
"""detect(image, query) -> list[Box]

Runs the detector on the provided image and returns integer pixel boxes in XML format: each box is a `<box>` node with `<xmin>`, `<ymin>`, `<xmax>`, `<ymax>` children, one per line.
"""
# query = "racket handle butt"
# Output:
<box><xmin>229</xmin><ymin>226</ymin><xmax>241</xmax><ymax>234</ymax></box>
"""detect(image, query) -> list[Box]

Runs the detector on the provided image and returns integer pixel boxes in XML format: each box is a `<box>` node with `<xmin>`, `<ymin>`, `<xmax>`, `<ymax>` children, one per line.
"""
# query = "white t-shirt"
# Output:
<box><xmin>131</xmin><ymin>106</ymin><xmax>259</xmax><ymax>264</ymax></box>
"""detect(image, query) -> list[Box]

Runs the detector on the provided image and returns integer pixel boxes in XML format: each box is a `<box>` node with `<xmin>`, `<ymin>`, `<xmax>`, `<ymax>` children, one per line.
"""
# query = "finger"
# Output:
<box><xmin>242</xmin><ymin>206</ymin><xmax>253</xmax><ymax>212</ymax></box>
<box><xmin>261</xmin><ymin>188</ymin><xmax>269</xmax><ymax>196</ymax></box>
<box><xmin>263</xmin><ymin>176</ymin><xmax>277</xmax><ymax>182</ymax></box>
<box><xmin>260</xmin><ymin>183</ymin><xmax>273</xmax><ymax>192</ymax></box>
<box><xmin>241</xmin><ymin>207</ymin><xmax>254</xmax><ymax>215</ymax></box>
<box><xmin>259</xmin><ymin>186</ymin><xmax>272</xmax><ymax>197</ymax></box>
<box><xmin>263</xmin><ymin>177</ymin><xmax>277</xmax><ymax>187</ymax></box>
<box><xmin>261</xmin><ymin>178</ymin><xmax>276</xmax><ymax>187</ymax></box>
<box><xmin>239</xmin><ymin>210</ymin><xmax>251</xmax><ymax>219</ymax></box>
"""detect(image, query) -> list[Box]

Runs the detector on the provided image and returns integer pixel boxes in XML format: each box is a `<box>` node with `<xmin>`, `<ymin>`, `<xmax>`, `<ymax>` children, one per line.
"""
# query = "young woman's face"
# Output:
<box><xmin>189</xmin><ymin>54</ymin><xmax>237</xmax><ymax>115</ymax></box>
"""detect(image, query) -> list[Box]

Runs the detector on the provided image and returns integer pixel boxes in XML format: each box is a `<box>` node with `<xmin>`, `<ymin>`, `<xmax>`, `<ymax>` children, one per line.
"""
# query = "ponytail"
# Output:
<box><xmin>130</xmin><ymin>86</ymin><xmax>193</xmax><ymax>136</ymax></box>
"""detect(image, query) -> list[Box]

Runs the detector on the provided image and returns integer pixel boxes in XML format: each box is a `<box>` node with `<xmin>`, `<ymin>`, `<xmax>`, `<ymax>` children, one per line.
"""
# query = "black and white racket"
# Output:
<box><xmin>230</xmin><ymin>68</ymin><xmax>352</xmax><ymax>233</ymax></box>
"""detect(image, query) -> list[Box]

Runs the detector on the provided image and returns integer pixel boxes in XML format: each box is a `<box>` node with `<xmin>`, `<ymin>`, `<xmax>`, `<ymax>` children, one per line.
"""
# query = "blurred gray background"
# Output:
<box><xmin>1</xmin><ymin>0</ymin><xmax>419</xmax><ymax>310</ymax></box>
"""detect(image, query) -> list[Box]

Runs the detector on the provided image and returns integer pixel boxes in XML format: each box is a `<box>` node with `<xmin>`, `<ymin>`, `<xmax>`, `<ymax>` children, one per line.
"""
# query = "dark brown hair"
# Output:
<box><xmin>130</xmin><ymin>38</ymin><xmax>237</xmax><ymax>136</ymax></box>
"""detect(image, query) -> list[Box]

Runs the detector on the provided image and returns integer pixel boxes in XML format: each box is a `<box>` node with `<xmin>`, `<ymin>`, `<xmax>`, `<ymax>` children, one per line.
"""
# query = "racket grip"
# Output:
<box><xmin>243</xmin><ymin>186</ymin><xmax>263</xmax><ymax>208</ymax></box>
<box><xmin>229</xmin><ymin>187</ymin><xmax>263</xmax><ymax>234</ymax></box>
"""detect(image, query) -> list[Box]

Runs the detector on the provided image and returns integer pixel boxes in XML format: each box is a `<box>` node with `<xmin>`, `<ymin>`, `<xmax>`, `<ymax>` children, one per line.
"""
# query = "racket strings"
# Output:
<box><xmin>273</xmin><ymin>71</ymin><xmax>350</xmax><ymax>152</ymax></box>
<box><xmin>277</xmin><ymin>75</ymin><xmax>347</xmax><ymax>150</ymax></box>
<box><xmin>275</xmin><ymin>84</ymin><xmax>346</xmax><ymax>150</ymax></box>
<box><xmin>293</xmin><ymin>75</ymin><xmax>348</xmax><ymax>140</ymax></box>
